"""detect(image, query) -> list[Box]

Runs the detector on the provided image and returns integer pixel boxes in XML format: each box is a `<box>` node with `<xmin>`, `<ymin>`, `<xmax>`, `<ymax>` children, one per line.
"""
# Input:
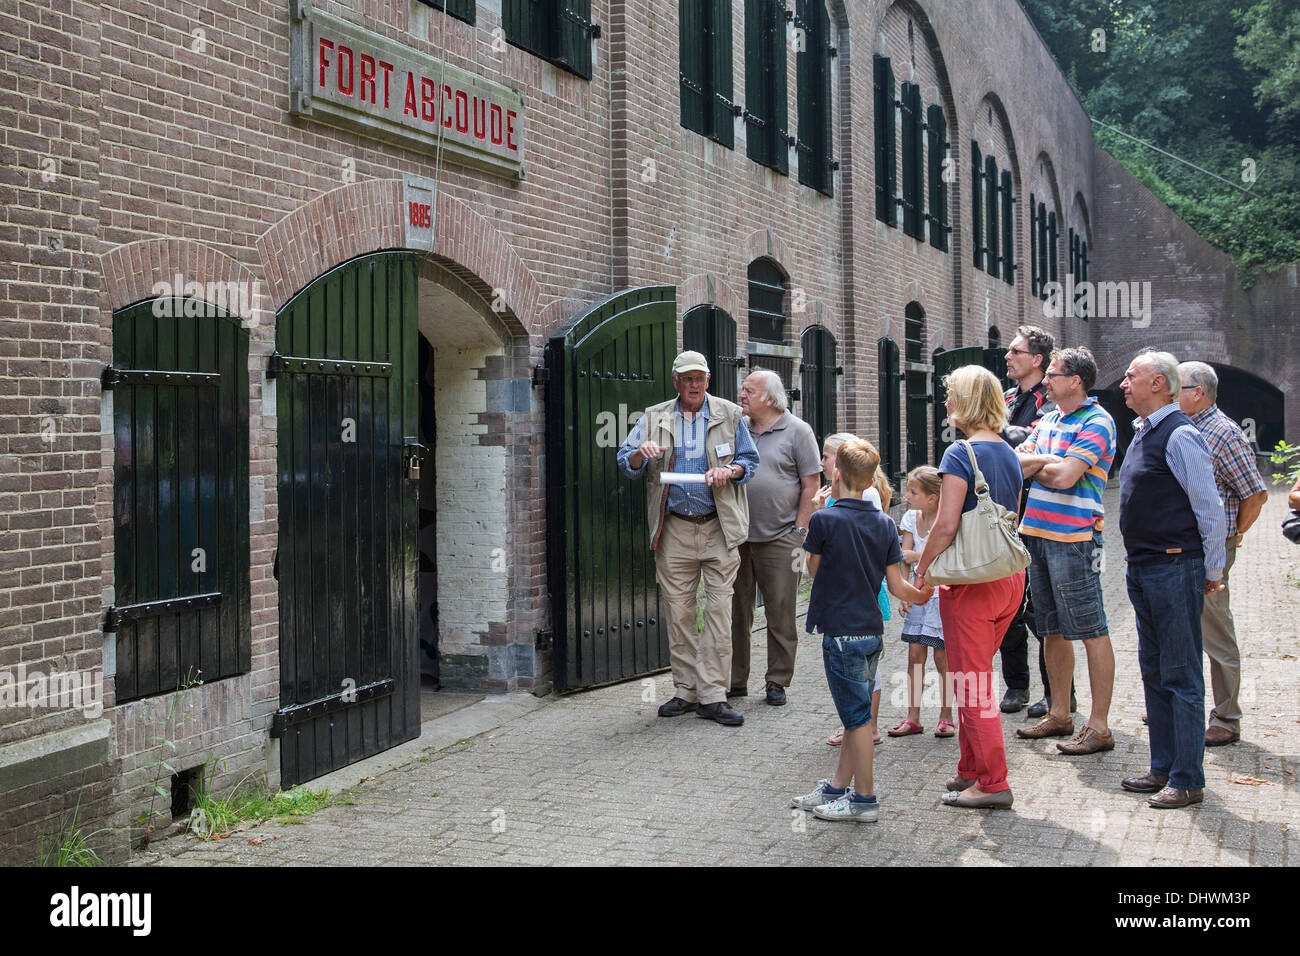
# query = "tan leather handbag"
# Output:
<box><xmin>925</xmin><ymin>441</ymin><xmax>1031</xmax><ymax>585</ymax></box>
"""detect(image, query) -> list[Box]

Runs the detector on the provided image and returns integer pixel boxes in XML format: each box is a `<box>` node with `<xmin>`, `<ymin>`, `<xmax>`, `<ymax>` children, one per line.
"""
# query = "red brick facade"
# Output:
<box><xmin>1</xmin><ymin>0</ymin><xmax>1292</xmax><ymax>863</ymax></box>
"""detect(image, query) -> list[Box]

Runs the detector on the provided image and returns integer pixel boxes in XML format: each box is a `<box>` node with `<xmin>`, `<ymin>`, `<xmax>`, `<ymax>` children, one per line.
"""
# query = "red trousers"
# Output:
<box><xmin>939</xmin><ymin>571</ymin><xmax>1026</xmax><ymax>793</ymax></box>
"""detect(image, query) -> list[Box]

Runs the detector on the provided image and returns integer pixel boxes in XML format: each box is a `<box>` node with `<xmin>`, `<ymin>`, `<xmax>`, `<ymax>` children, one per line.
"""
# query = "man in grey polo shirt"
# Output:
<box><xmin>730</xmin><ymin>368</ymin><xmax>823</xmax><ymax>705</ymax></box>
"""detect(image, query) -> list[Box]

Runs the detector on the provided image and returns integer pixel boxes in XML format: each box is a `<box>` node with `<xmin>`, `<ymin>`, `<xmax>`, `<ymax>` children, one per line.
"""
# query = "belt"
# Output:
<box><xmin>669</xmin><ymin>512</ymin><xmax>717</xmax><ymax>524</ymax></box>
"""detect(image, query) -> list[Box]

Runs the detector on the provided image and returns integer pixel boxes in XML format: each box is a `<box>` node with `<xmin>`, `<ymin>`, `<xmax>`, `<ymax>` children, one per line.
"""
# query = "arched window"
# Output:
<box><xmin>903</xmin><ymin>303</ymin><xmax>929</xmax><ymax>470</ymax></box>
<box><xmin>747</xmin><ymin>257</ymin><xmax>787</xmax><ymax>344</ymax></box>
<box><xmin>683</xmin><ymin>304</ymin><xmax>739</xmax><ymax>401</ymax></box>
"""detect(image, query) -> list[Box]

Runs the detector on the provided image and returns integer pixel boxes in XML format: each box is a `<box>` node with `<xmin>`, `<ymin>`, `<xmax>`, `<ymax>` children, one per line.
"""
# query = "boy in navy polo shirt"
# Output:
<box><xmin>791</xmin><ymin>438</ymin><xmax>934</xmax><ymax>822</ymax></box>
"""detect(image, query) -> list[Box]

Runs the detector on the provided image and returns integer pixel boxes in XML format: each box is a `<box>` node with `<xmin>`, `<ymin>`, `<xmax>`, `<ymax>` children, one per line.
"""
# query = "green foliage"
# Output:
<box><xmin>1021</xmin><ymin>0</ymin><xmax>1300</xmax><ymax>284</ymax></box>
<box><xmin>37</xmin><ymin>789</ymin><xmax>105</xmax><ymax>867</ymax></box>
<box><xmin>137</xmin><ymin>667</ymin><xmax>204</xmax><ymax>847</ymax></box>
<box><xmin>1270</xmin><ymin>440</ymin><xmax>1300</xmax><ymax>488</ymax></box>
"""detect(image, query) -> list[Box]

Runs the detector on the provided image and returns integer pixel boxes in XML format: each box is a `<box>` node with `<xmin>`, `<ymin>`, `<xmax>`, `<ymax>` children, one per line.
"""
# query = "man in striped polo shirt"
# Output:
<box><xmin>1013</xmin><ymin>347</ymin><xmax>1119</xmax><ymax>755</ymax></box>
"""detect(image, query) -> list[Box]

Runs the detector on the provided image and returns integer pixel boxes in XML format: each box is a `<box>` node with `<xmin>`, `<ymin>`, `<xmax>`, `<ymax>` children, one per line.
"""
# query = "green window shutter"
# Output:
<box><xmin>900</xmin><ymin>82</ymin><xmax>923</xmax><ymax>239</ymax></box>
<box><xmin>874</xmin><ymin>56</ymin><xmax>897</xmax><ymax>225</ymax></box>
<box><xmin>555</xmin><ymin>0</ymin><xmax>593</xmax><ymax>80</ymax></box>
<box><xmin>971</xmin><ymin>141</ymin><xmax>983</xmax><ymax>267</ymax></box>
<box><xmin>744</xmin><ymin>0</ymin><xmax>769</xmax><ymax>165</ymax></box>
<box><xmin>926</xmin><ymin>104</ymin><xmax>948</xmax><ymax>251</ymax></box>
<box><xmin>420</xmin><ymin>0</ymin><xmax>477</xmax><ymax>24</ymax></box>
<box><xmin>771</xmin><ymin>0</ymin><xmax>789</xmax><ymax>175</ymax></box>
<box><xmin>745</xmin><ymin>0</ymin><xmax>786</xmax><ymax>172</ymax></box>
<box><xmin>1001</xmin><ymin>169</ymin><xmax>1014</xmax><ymax>285</ymax></box>
<box><xmin>710</xmin><ymin>0</ymin><xmax>735</xmax><ymax>148</ymax></box>
<box><xmin>1030</xmin><ymin>194</ymin><xmax>1039</xmax><ymax>296</ymax></box>
<box><xmin>796</xmin><ymin>0</ymin><xmax>832</xmax><ymax>195</ymax></box>
<box><xmin>680</xmin><ymin>0</ymin><xmax>708</xmax><ymax>136</ymax></box>
<box><xmin>1037</xmin><ymin>202</ymin><xmax>1047</xmax><ymax>296</ymax></box>
<box><xmin>984</xmin><ymin>156</ymin><xmax>999</xmax><ymax>278</ymax></box>
<box><xmin>504</xmin><ymin>0</ymin><xmax>550</xmax><ymax>59</ymax></box>
<box><xmin>1047</xmin><ymin>210</ymin><xmax>1058</xmax><ymax>288</ymax></box>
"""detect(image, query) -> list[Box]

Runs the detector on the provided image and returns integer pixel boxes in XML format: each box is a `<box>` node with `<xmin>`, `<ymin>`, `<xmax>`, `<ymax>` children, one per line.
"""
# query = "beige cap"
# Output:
<box><xmin>672</xmin><ymin>350</ymin><xmax>710</xmax><ymax>375</ymax></box>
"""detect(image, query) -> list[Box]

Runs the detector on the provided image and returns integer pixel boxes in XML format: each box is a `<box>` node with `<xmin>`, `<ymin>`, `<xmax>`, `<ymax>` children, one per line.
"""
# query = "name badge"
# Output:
<box><xmin>714</xmin><ymin>442</ymin><xmax>732</xmax><ymax>458</ymax></box>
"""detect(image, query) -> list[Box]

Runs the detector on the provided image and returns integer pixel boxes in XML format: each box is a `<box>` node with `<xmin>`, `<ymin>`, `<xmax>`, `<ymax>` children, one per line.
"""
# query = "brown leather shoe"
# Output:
<box><xmin>1057</xmin><ymin>726</ymin><xmax>1115</xmax><ymax>755</ymax></box>
<box><xmin>946</xmin><ymin>776</ymin><xmax>977</xmax><ymax>792</ymax></box>
<box><xmin>1121</xmin><ymin>771</ymin><xmax>1169</xmax><ymax>793</ymax></box>
<box><xmin>1205</xmin><ymin>725</ymin><xmax>1240</xmax><ymax>747</ymax></box>
<box><xmin>1148</xmin><ymin>786</ymin><xmax>1204</xmax><ymax>809</ymax></box>
<box><xmin>1016</xmin><ymin>714</ymin><xmax>1074</xmax><ymax>739</ymax></box>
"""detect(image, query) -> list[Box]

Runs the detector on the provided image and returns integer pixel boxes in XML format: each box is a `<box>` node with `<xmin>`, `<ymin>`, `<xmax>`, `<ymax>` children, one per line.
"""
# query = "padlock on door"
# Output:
<box><xmin>403</xmin><ymin>439</ymin><xmax>427</xmax><ymax>481</ymax></box>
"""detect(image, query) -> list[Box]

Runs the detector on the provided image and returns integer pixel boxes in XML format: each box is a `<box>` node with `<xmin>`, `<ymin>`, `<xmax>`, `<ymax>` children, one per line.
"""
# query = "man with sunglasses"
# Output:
<box><xmin>1014</xmin><ymin>347</ymin><xmax>1118</xmax><ymax>755</ymax></box>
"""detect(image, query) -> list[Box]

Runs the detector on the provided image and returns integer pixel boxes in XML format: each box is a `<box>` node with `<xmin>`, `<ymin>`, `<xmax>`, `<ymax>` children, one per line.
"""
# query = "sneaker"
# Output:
<box><xmin>790</xmin><ymin>779</ymin><xmax>846</xmax><ymax>811</ymax></box>
<box><xmin>812</xmin><ymin>792</ymin><xmax>879</xmax><ymax>822</ymax></box>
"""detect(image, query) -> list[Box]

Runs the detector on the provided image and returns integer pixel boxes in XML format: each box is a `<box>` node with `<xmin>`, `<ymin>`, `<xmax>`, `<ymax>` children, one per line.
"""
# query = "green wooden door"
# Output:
<box><xmin>544</xmin><ymin>287</ymin><xmax>675</xmax><ymax>692</ymax></box>
<box><xmin>272</xmin><ymin>252</ymin><xmax>420</xmax><ymax>788</ymax></box>
<box><xmin>932</xmin><ymin>345</ymin><xmax>983</xmax><ymax>461</ymax></box>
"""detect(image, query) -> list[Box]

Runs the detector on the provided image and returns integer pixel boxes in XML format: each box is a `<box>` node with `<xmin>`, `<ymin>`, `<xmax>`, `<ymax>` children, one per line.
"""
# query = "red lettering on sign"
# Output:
<box><xmin>318</xmin><ymin>38</ymin><xmax>334</xmax><ymax>89</ymax></box>
<box><xmin>359</xmin><ymin>54</ymin><xmax>376</xmax><ymax>104</ymax></box>
<box><xmin>409</xmin><ymin>201</ymin><xmax>431</xmax><ymax>228</ymax></box>
<box><xmin>379</xmin><ymin>60</ymin><xmax>394</xmax><ymax>109</ymax></box>
<box><xmin>403</xmin><ymin>71</ymin><xmax>417</xmax><ymax>117</ymax></box>
<box><xmin>473</xmin><ymin>97</ymin><xmax>487</xmax><ymax>140</ymax></box>
<box><xmin>442</xmin><ymin>85</ymin><xmax>453</xmax><ymax>129</ymax></box>
<box><xmin>490</xmin><ymin>104</ymin><xmax>503</xmax><ymax>145</ymax></box>
<box><xmin>506</xmin><ymin>109</ymin><xmax>518</xmax><ymax>151</ymax></box>
<box><xmin>420</xmin><ymin>77</ymin><xmax>436</xmax><ymax>122</ymax></box>
<box><xmin>337</xmin><ymin>45</ymin><xmax>354</xmax><ymax>96</ymax></box>
<box><xmin>454</xmin><ymin>90</ymin><xmax>469</xmax><ymax>133</ymax></box>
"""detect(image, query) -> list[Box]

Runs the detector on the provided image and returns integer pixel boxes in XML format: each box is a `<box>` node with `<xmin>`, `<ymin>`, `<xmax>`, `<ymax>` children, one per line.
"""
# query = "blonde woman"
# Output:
<box><xmin>913</xmin><ymin>366</ymin><xmax>1027</xmax><ymax>809</ymax></box>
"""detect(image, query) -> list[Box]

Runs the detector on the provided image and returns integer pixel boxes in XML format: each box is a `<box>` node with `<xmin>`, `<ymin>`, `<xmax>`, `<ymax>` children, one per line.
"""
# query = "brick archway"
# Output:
<box><xmin>100</xmin><ymin>238</ymin><xmax>263</xmax><ymax>320</ymax></box>
<box><xmin>740</xmin><ymin>227</ymin><xmax>794</xmax><ymax>276</ymax></box>
<box><xmin>255</xmin><ymin>179</ymin><xmax>540</xmax><ymax>335</ymax></box>
<box><xmin>679</xmin><ymin>273</ymin><xmax>745</xmax><ymax>327</ymax></box>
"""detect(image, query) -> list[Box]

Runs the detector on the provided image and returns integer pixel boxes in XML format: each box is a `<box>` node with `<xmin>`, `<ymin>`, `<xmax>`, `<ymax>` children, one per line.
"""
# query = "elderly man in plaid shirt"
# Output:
<box><xmin>1178</xmin><ymin>362</ymin><xmax>1269</xmax><ymax>747</ymax></box>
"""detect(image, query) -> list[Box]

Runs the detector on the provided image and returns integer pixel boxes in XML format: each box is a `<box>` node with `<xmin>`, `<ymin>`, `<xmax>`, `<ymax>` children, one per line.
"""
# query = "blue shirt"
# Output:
<box><xmin>1128</xmin><ymin>402</ymin><xmax>1226</xmax><ymax>579</ymax></box>
<box><xmin>616</xmin><ymin>396</ymin><xmax>759</xmax><ymax>514</ymax></box>
<box><xmin>938</xmin><ymin>439</ymin><xmax>1023</xmax><ymax>515</ymax></box>
<box><xmin>803</xmin><ymin>497</ymin><xmax>904</xmax><ymax>635</ymax></box>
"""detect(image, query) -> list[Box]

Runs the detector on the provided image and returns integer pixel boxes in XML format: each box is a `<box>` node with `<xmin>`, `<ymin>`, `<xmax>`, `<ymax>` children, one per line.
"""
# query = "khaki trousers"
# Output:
<box><xmin>654</xmin><ymin>515</ymin><xmax>741</xmax><ymax>705</ymax></box>
<box><xmin>1202</xmin><ymin>538</ymin><xmax>1241</xmax><ymax>732</ymax></box>
<box><xmin>730</xmin><ymin>533</ymin><xmax>804</xmax><ymax>690</ymax></box>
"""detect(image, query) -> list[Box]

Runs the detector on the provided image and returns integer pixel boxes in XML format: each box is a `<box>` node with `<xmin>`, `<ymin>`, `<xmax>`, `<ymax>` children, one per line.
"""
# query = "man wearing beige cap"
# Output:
<box><xmin>618</xmin><ymin>351</ymin><xmax>760</xmax><ymax>726</ymax></box>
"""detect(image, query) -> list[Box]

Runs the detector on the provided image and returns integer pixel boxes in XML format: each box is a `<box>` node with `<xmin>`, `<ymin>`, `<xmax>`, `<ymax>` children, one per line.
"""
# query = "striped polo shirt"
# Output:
<box><xmin>1019</xmin><ymin>396</ymin><xmax>1116</xmax><ymax>542</ymax></box>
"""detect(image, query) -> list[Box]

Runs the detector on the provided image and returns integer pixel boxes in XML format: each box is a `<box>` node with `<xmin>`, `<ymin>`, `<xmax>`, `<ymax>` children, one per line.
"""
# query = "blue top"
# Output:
<box><xmin>617</xmin><ymin>395</ymin><xmax>760</xmax><ymax>515</ymax></box>
<box><xmin>1124</xmin><ymin>402</ymin><xmax>1226</xmax><ymax>579</ymax></box>
<box><xmin>938</xmin><ymin>439</ymin><xmax>1023</xmax><ymax>516</ymax></box>
<box><xmin>803</xmin><ymin>498</ymin><xmax>904</xmax><ymax>635</ymax></box>
<box><xmin>826</xmin><ymin>494</ymin><xmax>891</xmax><ymax>621</ymax></box>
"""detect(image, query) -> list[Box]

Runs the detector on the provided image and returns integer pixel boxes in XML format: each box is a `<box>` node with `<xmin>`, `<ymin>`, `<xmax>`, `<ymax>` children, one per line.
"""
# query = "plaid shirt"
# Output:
<box><xmin>1189</xmin><ymin>404</ymin><xmax>1267</xmax><ymax>535</ymax></box>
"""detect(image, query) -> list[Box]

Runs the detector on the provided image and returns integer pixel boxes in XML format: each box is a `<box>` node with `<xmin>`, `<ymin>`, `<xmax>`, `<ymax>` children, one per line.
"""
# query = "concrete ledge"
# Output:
<box><xmin>304</xmin><ymin>692</ymin><xmax>550</xmax><ymax>794</ymax></box>
<box><xmin>0</xmin><ymin>720</ymin><xmax>111</xmax><ymax>793</ymax></box>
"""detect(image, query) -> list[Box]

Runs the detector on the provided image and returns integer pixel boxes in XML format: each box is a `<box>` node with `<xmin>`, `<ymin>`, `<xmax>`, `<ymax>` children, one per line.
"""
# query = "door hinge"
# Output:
<box><xmin>532</xmin><ymin>364</ymin><xmax>550</xmax><ymax>387</ymax></box>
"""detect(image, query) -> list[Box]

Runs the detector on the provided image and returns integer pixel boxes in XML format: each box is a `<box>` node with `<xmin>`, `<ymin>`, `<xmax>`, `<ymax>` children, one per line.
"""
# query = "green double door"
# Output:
<box><xmin>273</xmin><ymin>252</ymin><xmax>421</xmax><ymax>787</ymax></box>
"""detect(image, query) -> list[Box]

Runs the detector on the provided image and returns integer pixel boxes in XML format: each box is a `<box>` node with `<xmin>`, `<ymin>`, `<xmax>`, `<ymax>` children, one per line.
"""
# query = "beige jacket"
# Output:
<box><xmin>641</xmin><ymin>395</ymin><xmax>750</xmax><ymax>551</ymax></box>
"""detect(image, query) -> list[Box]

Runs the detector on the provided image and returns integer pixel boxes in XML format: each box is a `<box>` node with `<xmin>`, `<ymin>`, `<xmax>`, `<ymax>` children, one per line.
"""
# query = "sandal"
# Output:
<box><xmin>935</xmin><ymin>719</ymin><xmax>956</xmax><ymax>738</ymax></box>
<box><xmin>826</xmin><ymin>727</ymin><xmax>845</xmax><ymax>746</ymax></box>
<box><xmin>887</xmin><ymin>719</ymin><xmax>923</xmax><ymax>737</ymax></box>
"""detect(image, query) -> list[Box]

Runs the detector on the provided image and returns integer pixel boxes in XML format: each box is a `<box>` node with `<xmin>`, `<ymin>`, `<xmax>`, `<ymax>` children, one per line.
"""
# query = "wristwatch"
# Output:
<box><xmin>730</xmin><ymin>464</ymin><xmax>743</xmax><ymax>480</ymax></box>
<box><xmin>795</xmin><ymin>526</ymin><xmax>808</xmax><ymax>537</ymax></box>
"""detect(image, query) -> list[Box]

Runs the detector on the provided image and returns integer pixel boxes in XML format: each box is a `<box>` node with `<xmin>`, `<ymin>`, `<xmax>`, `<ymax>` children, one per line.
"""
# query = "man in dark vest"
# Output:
<box><xmin>1117</xmin><ymin>350</ymin><xmax>1225</xmax><ymax>809</ymax></box>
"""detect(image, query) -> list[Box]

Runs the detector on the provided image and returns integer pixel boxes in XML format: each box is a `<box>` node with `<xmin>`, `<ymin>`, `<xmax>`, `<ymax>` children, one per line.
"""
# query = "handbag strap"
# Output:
<box><xmin>959</xmin><ymin>440</ymin><xmax>993</xmax><ymax>502</ymax></box>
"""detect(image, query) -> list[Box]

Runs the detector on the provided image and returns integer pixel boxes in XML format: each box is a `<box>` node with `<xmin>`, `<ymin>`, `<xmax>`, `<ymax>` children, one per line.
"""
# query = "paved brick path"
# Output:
<box><xmin>136</xmin><ymin>489</ymin><xmax>1300</xmax><ymax>866</ymax></box>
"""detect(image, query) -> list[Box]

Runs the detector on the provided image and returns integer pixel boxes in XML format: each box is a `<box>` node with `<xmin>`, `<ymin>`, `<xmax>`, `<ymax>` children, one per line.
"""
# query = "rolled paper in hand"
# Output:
<box><xmin>659</xmin><ymin>472</ymin><xmax>708</xmax><ymax>485</ymax></box>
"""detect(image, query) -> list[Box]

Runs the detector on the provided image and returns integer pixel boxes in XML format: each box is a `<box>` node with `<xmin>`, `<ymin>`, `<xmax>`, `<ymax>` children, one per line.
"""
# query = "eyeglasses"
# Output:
<box><xmin>1045</xmin><ymin>371</ymin><xmax>1075</xmax><ymax>379</ymax></box>
<box><xmin>1006</xmin><ymin>347</ymin><xmax>1030</xmax><ymax>356</ymax></box>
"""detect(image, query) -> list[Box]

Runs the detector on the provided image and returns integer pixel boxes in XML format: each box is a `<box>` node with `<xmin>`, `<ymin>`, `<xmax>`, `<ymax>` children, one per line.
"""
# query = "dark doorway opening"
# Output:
<box><xmin>417</xmin><ymin>334</ymin><xmax>439</xmax><ymax>686</ymax></box>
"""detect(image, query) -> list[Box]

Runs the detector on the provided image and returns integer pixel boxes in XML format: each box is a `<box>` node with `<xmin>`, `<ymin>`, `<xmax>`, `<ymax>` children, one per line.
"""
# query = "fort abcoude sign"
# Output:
<box><xmin>289</xmin><ymin>2</ymin><xmax>527</xmax><ymax>180</ymax></box>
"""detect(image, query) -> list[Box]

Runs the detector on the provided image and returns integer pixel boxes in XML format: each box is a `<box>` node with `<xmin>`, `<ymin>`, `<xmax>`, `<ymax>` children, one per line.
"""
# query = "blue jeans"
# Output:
<box><xmin>822</xmin><ymin>634</ymin><xmax>883</xmax><ymax>731</ymax></box>
<box><xmin>1126</xmin><ymin>556</ymin><xmax>1207</xmax><ymax>790</ymax></box>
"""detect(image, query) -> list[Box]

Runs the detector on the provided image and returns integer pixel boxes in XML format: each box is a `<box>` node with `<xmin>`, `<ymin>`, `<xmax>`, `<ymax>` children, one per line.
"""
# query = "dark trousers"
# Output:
<box><xmin>998</xmin><ymin>582</ymin><xmax>1074</xmax><ymax>699</ymax></box>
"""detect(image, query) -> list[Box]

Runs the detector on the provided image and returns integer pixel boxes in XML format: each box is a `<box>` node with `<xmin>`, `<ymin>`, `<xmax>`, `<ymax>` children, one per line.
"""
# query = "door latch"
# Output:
<box><xmin>403</xmin><ymin>439</ymin><xmax>427</xmax><ymax>480</ymax></box>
